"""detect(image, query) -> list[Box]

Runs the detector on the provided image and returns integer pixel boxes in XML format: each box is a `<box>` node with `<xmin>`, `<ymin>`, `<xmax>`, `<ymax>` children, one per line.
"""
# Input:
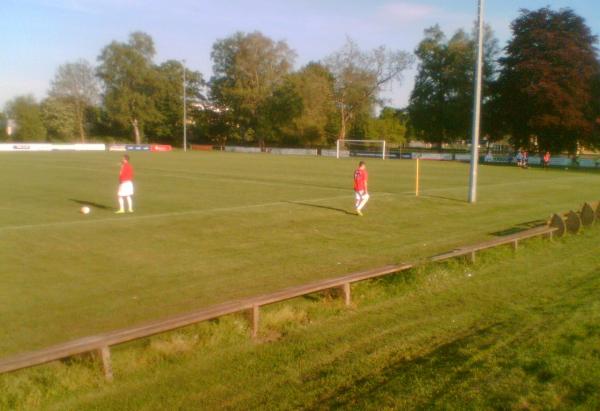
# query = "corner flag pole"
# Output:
<box><xmin>468</xmin><ymin>0</ymin><xmax>485</xmax><ymax>203</ymax></box>
<box><xmin>415</xmin><ymin>157</ymin><xmax>420</xmax><ymax>197</ymax></box>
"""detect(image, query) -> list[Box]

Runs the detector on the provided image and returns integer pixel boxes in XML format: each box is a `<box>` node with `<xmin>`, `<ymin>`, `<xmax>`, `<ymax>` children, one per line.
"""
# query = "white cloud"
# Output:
<box><xmin>376</xmin><ymin>2</ymin><xmax>440</xmax><ymax>23</ymax></box>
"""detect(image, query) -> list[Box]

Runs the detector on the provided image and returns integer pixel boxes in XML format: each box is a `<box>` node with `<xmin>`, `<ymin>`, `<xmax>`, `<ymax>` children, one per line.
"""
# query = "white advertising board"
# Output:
<box><xmin>0</xmin><ymin>143</ymin><xmax>53</xmax><ymax>151</ymax></box>
<box><xmin>52</xmin><ymin>144</ymin><xmax>106</xmax><ymax>151</ymax></box>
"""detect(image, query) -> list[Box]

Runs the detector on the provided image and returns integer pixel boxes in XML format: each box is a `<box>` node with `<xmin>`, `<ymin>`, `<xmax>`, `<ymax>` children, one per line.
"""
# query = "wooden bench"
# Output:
<box><xmin>430</xmin><ymin>225</ymin><xmax>557</xmax><ymax>263</ymax></box>
<box><xmin>0</xmin><ymin>264</ymin><xmax>413</xmax><ymax>380</ymax></box>
<box><xmin>0</xmin><ymin>223</ymin><xmax>565</xmax><ymax>381</ymax></box>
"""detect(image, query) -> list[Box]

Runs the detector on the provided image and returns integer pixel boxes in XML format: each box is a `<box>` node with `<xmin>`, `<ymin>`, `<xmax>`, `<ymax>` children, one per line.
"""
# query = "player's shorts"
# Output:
<box><xmin>118</xmin><ymin>181</ymin><xmax>134</xmax><ymax>197</ymax></box>
<box><xmin>355</xmin><ymin>190</ymin><xmax>370</xmax><ymax>201</ymax></box>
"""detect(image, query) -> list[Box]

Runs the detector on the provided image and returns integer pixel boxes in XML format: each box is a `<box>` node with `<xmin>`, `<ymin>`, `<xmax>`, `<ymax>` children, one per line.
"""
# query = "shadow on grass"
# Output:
<box><xmin>285</xmin><ymin>201</ymin><xmax>355</xmax><ymax>215</ymax></box>
<box><xmin>490</xmin><ymin>219</ymin><xmax>546</xmax><ymax>236</ymax></box>
<box><xmin>313</xmin><ymin>322</ymin><xmax>505</xmax><ymax>409</ymax></box>
<box><xmin>420</xmin><ymin>194</ymin><xmax>467</xmax><ymax>204</ymax></box>
<box><xmin>69</xmin><ymin>199</ymin><xmax>113</xmax><ymax>211</ymax></box>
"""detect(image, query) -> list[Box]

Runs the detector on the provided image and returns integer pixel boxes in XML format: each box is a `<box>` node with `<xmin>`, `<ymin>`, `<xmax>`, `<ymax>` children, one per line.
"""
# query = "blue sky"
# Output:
<box><xmin>1</xmin><ymin>0</ymin><xmax>599</xmax><ymax>109</ymax></box>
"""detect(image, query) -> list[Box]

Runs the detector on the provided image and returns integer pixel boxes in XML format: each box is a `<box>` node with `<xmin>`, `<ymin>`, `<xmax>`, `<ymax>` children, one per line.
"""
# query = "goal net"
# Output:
<box><xmin>336</xmin><ymin>139</ymin><xmax>387</xmax><ymax>160</ymax></box>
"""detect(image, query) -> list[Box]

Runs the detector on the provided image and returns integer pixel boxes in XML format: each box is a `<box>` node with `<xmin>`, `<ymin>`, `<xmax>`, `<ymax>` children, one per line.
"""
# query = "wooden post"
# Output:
<box><xmin>341</xmin><ymin>283</ymin><xmax>351</xmax><ymax>306</ymax></box>
<box><xmin>251</xmin><ymin>305</ymin><xmax>260</xmax><ymax>339</ymax></box>
<box><xmin>415</xmin><ymin>158</ymin><xmax>420</xmax><ymax>197</ymax></box>
<box><xmin>469</xmin><ymin>251</ymin><xmax>476</xmax><ymax>263</ymax></box>
<box><xmin>512</xmin><ymin>239</ymin><xmax>519</xmax><ymax>251</ymax></box>
<box><xmin>98</xmin><ymin>346</ymin><xmax>113</xmax><ymax>382</ymax></box>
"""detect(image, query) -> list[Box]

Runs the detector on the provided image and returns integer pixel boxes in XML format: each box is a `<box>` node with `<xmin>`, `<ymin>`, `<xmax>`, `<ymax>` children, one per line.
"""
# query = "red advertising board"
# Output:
<box><xmin>150</xmin><ymin>144</ymin><xmax>173</xmax><ymax>152</ymax></box>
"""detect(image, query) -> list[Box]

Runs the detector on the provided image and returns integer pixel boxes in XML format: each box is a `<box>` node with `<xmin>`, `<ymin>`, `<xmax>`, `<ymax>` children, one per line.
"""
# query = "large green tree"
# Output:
<box><xmin>281</xmin><ymin>63</ymin><xmax>339</xmax><ymax>146</ymax></box>
<box><xmin>325</xmin><ymin>38</ymin><xmax>413</xmax><ymax>140</ymax></box>
<box><xmin>48</xmin><ymin>60</ymin><xmax>99</xmax><ymax>142</ymax></box>
<box><xmin>495</xmin><ymin>8</ymin><xmax>600</xmax><ymax>153</ymax></box>
<box><xmin>0</xmin><ymin>111</ymin><xmax>7</xmax><ymax>140</ymax></box>
<box><xmin>408</xmin><ymin>25</ymin><xmax>499</xmax><ymax>146</ymax></box>
<box><xmin>41</xmin><ymin>97</ymin><xmax>77</xmax><ymax>140</ymax></box>
<box><xmin>365</xmin><ymin>107</ymin><xmax>407</xmax><ymax>145</ymax></box>
<box><xmin>147</xmin><ymin>60</ymin><xmax>205</xmax><ymax>145</ymax></box>
<box><xmin>97</xmin><ymin>32</ymin><xmax>161</xmax><ymax>144</ymax></box>
<box><xmin>210</xmin><ymin>31</ymin><xmax>296</xmax><ymax>148</ymax></box>
<box><xmin>5</xmin><ymin>95</ymin><xmax>47</xmax><ymax>141</ymax></box>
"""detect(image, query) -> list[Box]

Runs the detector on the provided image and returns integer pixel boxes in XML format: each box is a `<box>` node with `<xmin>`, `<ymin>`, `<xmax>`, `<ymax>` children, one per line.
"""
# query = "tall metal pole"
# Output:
<box><xmin>182</xmin><ymin>60</ymin><xmax>187</xmax><ymax>152</ymax></box>
<box><xmin>468</xmin><ymin>0</ymin><xmax>485</xmax><ymax>203</ymax></box>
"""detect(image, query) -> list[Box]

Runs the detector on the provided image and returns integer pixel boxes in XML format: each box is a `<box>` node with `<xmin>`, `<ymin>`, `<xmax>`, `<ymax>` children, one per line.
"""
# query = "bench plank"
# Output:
<box><xmin>0</xmin><ymin>225</ymin><xmax>557</xmax><ymax>376</ymax></box>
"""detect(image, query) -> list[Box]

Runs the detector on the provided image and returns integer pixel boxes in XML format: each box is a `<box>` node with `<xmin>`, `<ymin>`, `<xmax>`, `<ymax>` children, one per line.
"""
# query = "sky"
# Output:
<box><xmin>1</xmin><ymin>0</ymin><xmax>599</xmax><ymax>109</ymax></box>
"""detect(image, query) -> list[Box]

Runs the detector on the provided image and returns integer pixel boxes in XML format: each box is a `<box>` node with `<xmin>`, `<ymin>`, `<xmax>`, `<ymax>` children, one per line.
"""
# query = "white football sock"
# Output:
<box><xmin>118</xmin><ymin>197</ymin><xmax>125</xmax><ymax>211</ymax></box>
<box><xmin>126</xmin><ymin>196</ymin><xmax>133</xmax><ymax>212</ymax></box>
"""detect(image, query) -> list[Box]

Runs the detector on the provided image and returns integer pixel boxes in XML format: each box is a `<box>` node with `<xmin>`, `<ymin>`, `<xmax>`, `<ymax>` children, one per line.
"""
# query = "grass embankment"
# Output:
<box><xmin>1</xmin><ymin>229</ymin><xmax>599</xmax><ymax>410</ymax></box>
<box><xmin>1</xmin><ymin>152</ymin><xmax>599</xmax><ymax>357</ymax></box>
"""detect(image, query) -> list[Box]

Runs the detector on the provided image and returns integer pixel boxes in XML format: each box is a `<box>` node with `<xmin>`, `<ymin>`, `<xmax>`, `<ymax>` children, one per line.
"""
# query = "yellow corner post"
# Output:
<box><xmin>415</xmin><ymin>157</ymin><xmax>420</xmax><ymax>197</ymax></box>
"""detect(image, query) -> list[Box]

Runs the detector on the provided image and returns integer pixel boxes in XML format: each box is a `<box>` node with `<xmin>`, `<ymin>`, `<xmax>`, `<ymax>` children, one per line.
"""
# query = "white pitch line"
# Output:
<box><xmin>25</xmin><ymin>163</ymin><xmax>352</xmax><ymax>193</ymax></box>
<box><xmin>0</xmin><ymin>193</ymin><xmax>394</xmax><ymax>232</ymax></box>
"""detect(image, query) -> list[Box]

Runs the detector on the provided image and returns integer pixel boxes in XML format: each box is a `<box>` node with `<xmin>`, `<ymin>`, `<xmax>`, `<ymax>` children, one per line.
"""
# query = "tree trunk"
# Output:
<box><xmin>78</xmin><ymin>114</ymin><xmax>86</xmax><ymax>143</ymax></box>
<box><xmin>76</xmin><ymin>102</ymin><xmax>86</xmax><ymax>143</ymax></box>
<box><xmin>339</xmin><ymin>106</ymin><xmax>346</xmax><ymax>141</ymax></box>
<box><xmin>132</xmin><ymin>119</ymin><xmax>141</xmax><ymax>144</ymax></box>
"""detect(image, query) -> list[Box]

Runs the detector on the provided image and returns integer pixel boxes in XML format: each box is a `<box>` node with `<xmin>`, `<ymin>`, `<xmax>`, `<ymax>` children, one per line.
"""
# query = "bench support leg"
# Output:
<box><xmin>251</xmin><ymin>305</ymin><xmax>260</xmax><ymax>339</ymax></box>
<box><xmin>469</xmin><ymin>251</ymin><xmax>476</xmax><ymax>263</ymax></box>
<box><xmin>512</xmin><ymin>240</ymin><xmax>519</xmax><ymax>251</ymax></box>
<box><xmin>341</xmin><ymin>283</ymin><xmax>351</xmax><ymax>307</ymax></box>
<box><xmin>98</xmin><ymin>346</ymin><xmax>113</xmax><ymax>382</ymax></box>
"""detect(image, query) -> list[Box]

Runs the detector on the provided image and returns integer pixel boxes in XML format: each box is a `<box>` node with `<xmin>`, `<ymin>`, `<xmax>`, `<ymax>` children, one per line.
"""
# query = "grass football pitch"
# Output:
<box><xmin>1</xmin><ymin>151</ymin><xmax>599</xmax><ymax>357</ymax></box>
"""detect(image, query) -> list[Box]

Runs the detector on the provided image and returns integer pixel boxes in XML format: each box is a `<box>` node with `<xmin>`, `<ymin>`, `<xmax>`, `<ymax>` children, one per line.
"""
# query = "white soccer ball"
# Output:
<box><xmin>80</xmin><ymin>206</ymin><xmax>91</xmax><ymax>215</ymax></box>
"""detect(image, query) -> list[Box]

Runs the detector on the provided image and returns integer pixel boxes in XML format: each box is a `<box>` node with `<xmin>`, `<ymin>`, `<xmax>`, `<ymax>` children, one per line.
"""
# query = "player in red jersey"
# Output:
<box><xmin>353</xmin><ymin>161</ymin><xmax>369</xmax><ymax>216</ymax></box>
<box><xmin>543</xmin><ymin>151</ymin><xmax>551</xmax><ymax>168</ymax></box>
<box><xmin>115</xmin><ymin>154</ymin><xmax>135</xmax><ymax>214</ymax></box>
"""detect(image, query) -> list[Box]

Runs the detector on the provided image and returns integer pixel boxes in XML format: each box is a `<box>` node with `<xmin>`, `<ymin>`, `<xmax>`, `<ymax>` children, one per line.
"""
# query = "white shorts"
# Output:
<box><xmin>118</xmin><ymin>181</ymin><xmax>134</xmax><ymax>197</ymax></box>
<box><xmin>355</xmin><ymin>190</ymin><xmax>370</xmax><ymax>201</ymax></box>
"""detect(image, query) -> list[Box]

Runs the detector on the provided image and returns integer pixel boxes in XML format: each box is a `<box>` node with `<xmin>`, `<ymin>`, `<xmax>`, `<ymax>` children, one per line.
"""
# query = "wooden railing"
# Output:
<box><xmin>3</xmin><ymin>202</ymin><xmax>597</xmax><ymax>381</ymax></box>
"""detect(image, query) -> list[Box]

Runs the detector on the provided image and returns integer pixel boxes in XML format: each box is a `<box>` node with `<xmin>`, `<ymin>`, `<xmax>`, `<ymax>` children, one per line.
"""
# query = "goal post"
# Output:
<box><xmin>336</xmin><ymin>139</ymin><xmax>387</xmax><ymax>160</ymax></box>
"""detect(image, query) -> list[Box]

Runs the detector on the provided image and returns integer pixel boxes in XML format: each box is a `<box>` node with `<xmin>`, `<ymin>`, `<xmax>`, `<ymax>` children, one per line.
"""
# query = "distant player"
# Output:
<box><xmin>522</xmin><ymin>150</ymin><xmax>529</xmax><ymax>168</ymax></box>
<box><xmin>116</xmin><ymin>155</ymin><xmax>134</xmax><ymax>214</ymax></box>
<box><xmin>515</xmin><ymin>151</ymin><xmax>523</xmax><ymax>167</ymax></box>
<box><xmin>353</xmin><ymin>161</ymin><xmax>369</xmax><ymax>216</ymax></box>
<box><xmin>543</xmin><ymin>151</ymin><xmax>551</xmax><ymax>168</ymax></box>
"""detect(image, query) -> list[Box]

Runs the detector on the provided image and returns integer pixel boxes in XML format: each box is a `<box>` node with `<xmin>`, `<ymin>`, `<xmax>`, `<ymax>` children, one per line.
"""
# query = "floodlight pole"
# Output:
<box><xmin>182</xmin><ymin>60</ymin><xmax>187</xmax><ymax>152</ymax></box>
<box><xmin>468</xmin><ymin>0</ymin><xmax>485</xmax><ymax>203</ymax></box>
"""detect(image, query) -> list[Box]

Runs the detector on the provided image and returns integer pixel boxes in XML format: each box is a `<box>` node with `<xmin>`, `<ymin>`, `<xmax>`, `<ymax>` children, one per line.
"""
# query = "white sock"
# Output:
<box><xmin>118</xmin><ymin>197</ymin><xmax>125</xmax><ymax>211</ymax></box>
<box><xmin>126</xmin><ymin>196</ymin><xmax>133</xmax><ymax>212</ymax></box>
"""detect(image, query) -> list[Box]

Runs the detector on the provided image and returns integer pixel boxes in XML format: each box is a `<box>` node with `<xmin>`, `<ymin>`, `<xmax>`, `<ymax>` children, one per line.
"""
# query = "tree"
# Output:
<box><xmin>408</xmin><ymin>25</ymin><xmax>499</xmax><ymax>146</ymax></box>
<box><xmin>5</xmin><ymin>95</ymin><xmax>47</xmax><ymax>141</ymax></box>
<box><xmin>41</xmin><ymin>97</ymin><xmax>77</xmax><ymax>140</ymax></box>
<box><xmin>147</xmin><ymin>60</ymin><xmax>205</xmax><ymax>145</ymax></box>
<box><xmin>260</xmin><ymin>78</ymin><xmax>303</xmax><ymax>146</ymax></box>
<box><xmin>325</xmin><ymin>38</ymin><xmax>413</xmax><ymax>140</ymax></box>
<box><xmin>97</xmin><ymin>32</ymin><xmax>161</xmax><ymax>144</ymax></box>
<box><xmin>495</xmin><ymin>8</ymin><xmax>600</xmax><ymax>153</ymax></box>
<box><xmin>210</xmin><ymin>31</ymin><xmax>296</xmax><ymax>148</ymax></box>
<box><xmin>0</xmin><ymin>111</ymin><xmax>7</xmax><ymax>140</ymax></box>
<box><xmin>365</xmin><ymin>107</ymin><xmax>407</xmax><ymax>145</ymax></box>
<box><xmin>193</xmin><ymin>106</ymin><xmax>237</xmax><ymax>148</ymax></box>
<box><xmin>284</xmin><ymin>63</ymin><xmax>339</xmax><ymax>146</ymax></box>
<box><xmin>48</xmin><ymin>60</ymin><xmax>99</xmax><ymax>142</ymax></box>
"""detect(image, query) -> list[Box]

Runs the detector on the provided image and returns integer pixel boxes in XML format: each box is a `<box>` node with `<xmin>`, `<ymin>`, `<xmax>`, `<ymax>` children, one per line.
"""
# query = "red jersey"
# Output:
<box><xmin>354</xmin><ymin>168</ymin><xmax>368</xmax><ymax>191</ymax></box>
<box><xmin>119</xmin><ymin>162</ymin><xmax>134</xmax><ymax>183</ymax></box>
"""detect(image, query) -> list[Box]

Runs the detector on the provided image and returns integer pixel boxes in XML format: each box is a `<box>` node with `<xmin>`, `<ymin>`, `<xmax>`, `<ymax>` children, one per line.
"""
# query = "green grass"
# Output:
<box><xmin>0</xmin><ymin>151</ymin><xmax>599</xmax><ymax>359</ymax></box>
<box><xmin>2</xmin><ymin>226</ymin><xmax>600</xmax><ymax>410</ymax></box>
